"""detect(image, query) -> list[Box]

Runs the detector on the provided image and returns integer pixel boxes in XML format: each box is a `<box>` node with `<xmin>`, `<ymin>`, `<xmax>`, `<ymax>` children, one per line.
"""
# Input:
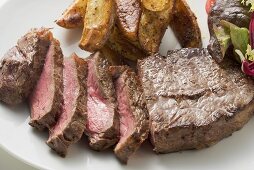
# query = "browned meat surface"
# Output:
<box><xmin>29</xmin><ymin>39</ymin><xmax>63</xmax><ymax>130</ymax></box>
<box><xmin>110</xmin><ymin>66</ymin><xmax>149</xmax><ymax>164</ymax></box>
<box><xmin>47</xmin><ymin>54</ymin><xmax>88</xmax><ymax>157</ymax></box>
<box><xmin>138</xmin><ymin>48</ymin><xmax>254</xmax><ymax>153</ymax></box>
<box><xmin>0</xmin><ymin>28</ymin><xmax>52</xmax><ymax>104</ymax></box>
<box><xmin>85</xmin><ymin>52</ymin><xmax>119</xmax><ymax>151</ymax></box>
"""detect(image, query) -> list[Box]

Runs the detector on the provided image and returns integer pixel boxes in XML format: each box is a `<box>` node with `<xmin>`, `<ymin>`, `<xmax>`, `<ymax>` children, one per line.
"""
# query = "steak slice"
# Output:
<box><xmin>138</xmin><ymin>48</ymin><xmax>254</xmax><ymax>153</ymax></box>
<box><xmin>29</xmin><ymin>39</ymin><xmax>63</xmax><ymax>130</ymax></box>
<box><xmin>0</xmin><ymin>28</ymin><xmax>52</xmax><ymax>104</ymax></box>
<box><xmin>86</xmin><ymin>52</ymin><xmax>119</xmax><ymax>151</ymax></box>
<box><xmin>47</xmin><ymin>54</ymin><xmax>88</xmax><ymax>157</ymax></box>
<box><xmin>110</xmin><ymin>66</ymin><xmax>149</xmax><ymax>164</ymax></box>
<box><xmin>207</xmin><ymin>0</ymin><xmax>250</xmax><ymax>63</ymax></box>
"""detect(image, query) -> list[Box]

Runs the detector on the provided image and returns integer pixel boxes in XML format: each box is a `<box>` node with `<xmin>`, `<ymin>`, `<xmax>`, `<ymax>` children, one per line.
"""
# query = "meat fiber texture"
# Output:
<box><xmin>86</xmin><ymin>52</ymin><xmax>119</xmax><ymax>151</ymax></box>
<box><xmin>47</xmin><ymin>54</ymin><xmax>88</xmax><ymax>157</ymax></box>
<box><xmin>0</xmin><ymin>28</ymin><xmax>52</xmax><ymax>104</ymax></box>
<box><xmin>110</xmin><ymin>66</ymin><xmax>149</xmax><ymax>164</ymax></box>
<box><xmin>138</xmin><ymin>48</ymin><xmax>254</xmax><ymax>153</ymax></box>
<box><xmin>29</xmin><ymin>38</ymin><xmax>63</xmax><ymax>130</ymax></box>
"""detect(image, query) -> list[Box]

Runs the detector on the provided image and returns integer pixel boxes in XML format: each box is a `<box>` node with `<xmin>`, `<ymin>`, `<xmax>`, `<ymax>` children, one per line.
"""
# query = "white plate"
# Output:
<box><xmin>0</xmin><ymin>0</ymin><xmax>254</xmax><ymax>170</ymax></box>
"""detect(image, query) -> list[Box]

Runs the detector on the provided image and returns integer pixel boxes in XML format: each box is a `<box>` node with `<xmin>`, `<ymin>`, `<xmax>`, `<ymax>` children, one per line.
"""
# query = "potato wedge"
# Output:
<box><xmin>115</xmin><ymin>0</ymin><xmax>141</xmax><ymax>41</ymax></box>
<box><xmin>56</xmin><ymin>0</ymin><xmax>87</xmax><ymax>29</ymax></box>
<box><xmin>79</xmin><ymin>0</ymin><xmax>115</xmax><ymax>52</ymax></box>
<box><xmin>142</xmin><ymin>0</ymin><xmax>171</xmax><ymax>12</ymax></box>
<box><xmin>108</xmin><ymin>27</ymin><xmax>146</xmax><ymax>62</ymax></box>
<box><xmin>170</xmin><ymin>0</ymin><xmax>202</xmax><ymax>48</ymax></box>
<box><xmin>138</xmin><ymin>3</ymin><xmax>174</xmax><ymax>53</ymax></box>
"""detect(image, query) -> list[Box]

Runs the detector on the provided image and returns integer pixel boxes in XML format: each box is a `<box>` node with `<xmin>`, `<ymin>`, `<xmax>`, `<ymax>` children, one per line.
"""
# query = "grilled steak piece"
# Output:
<box><xmin>0</xmin><ymin>28</ymin><xmax>52</xmax><ymax>104</ymax></box>
<box><xmin>110</xmin><ymin>66</ymin><xmax>149</xmax><ymax>164</ymax></box>
<box><xmin>29</xmin><ymin>39</ymin><xmax>63</xmax><ymax>130</ymax></box>
<box><xmin>138</xmin><ymin>48</ymin><xmax>254</xmax><ymax>153</ymax></box>
<box><xmin>86</xmin><ymin>52</ymin><xmax>119</xmax><ymax>151</ymax></box>
<box><xmin>47</xmin><ymin>54</ymin><xmax>88</xmax><ymax>157</ymax></box>
<box><xmin>207</xmin><ymin>0</ymin><xmax>250</xmax><ymax>63</ymax></box>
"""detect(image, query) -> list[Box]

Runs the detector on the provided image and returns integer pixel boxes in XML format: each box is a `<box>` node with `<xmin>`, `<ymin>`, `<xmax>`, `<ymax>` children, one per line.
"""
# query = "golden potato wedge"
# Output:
<box><xmin>138</xmin><ymin>3</ymin><xmax>174</xmax><ymax>53</ymax></box>
<box><xmin>108</xmin><ymin>27</ymin><xmax>146</xmax><ymax>62</ymax></box>
<box><xmin>115</xmin><ymin>0</ymin><xmax>141</xmax><ymax>41</ymax></box>
<box><xmin>79</xmin><ymin>0</ymin><xmax>115</xmax><ymax>52</ymax></box>
<box><xmin>142</xmin><ymin>0</ymin><xmax>171</xmax><ymax>12</ymax></box>
<box><xmin>170</xmin><ymin>0</ymin><xmax>202</xmax><ymax>48</ymax></box>
<box><xmin>56</xmin><ymin>0</ymin><xmax>87</xmax><ymax>29</ymax></box>
<box><xmin>100</xmin><ymin>45</ymin><xmax>123</xmax><ymax>65</ymax></box>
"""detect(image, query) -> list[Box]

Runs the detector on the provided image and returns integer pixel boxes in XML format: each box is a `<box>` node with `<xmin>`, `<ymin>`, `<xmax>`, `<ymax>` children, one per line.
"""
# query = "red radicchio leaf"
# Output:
<box><xmin>242</xmin><ymin>60</ymin><xmax>254</xmax><ymax>76</ymax></box>
<box><xmin>241</xmin><ymin>12</ymin><xmax>254</xmax><ymax>76</ymax></box>
<box><xmin>249</xmin><ymin>12</ymin><xmax>254</xmax><ymax>49</ymax></box>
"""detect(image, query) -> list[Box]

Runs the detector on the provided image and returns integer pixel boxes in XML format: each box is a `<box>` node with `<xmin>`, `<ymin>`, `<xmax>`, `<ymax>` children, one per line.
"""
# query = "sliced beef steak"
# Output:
<box><xmin>86</xmin><ymin>52</ymin><xmax>119</xmax><ymax>151</ymax></box>
<box><xmin>110</xmin><ymin>66</ymin><xmax>149</xmax><ymax>164</ymax></box>
<box><xmin>47</xmin><ymin>54</ymin><xmax>88</xmax><ymax>157</ymax></box>
<box><xmin>29</xmin><ymin>39</ymin><xmax>63</xmax><ymax>130</ymax></box>
<box><xmin>0</xmin><ymin>28</ymin><xmax>52</xmax><ymax>104</ymax></box>
<box><xmin>138</xmin><ymin>48</ymin><xmax>254</xmax><ymax>153</ymax></box>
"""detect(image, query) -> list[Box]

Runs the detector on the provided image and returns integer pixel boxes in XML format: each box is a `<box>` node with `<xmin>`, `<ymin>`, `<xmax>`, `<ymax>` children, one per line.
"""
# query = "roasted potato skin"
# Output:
<box><xmin>115</xmin><ymin>0</ymin><xmax>141</xmax><ymax>42</ymax></box>
<box><xmin>170</xmin><ymin>0</ymin><xmax>202</xmax><ymax>48</ymax></box>
<box><xmin>56</xmin><ymin>0</ymin><xmax>87</xmax><ymax>29</ymax></box>
<box><xmin>57</xmin><ymin>0</ymin><xmax>202</xmax><ymax>57</ymax></box>
<box><xmin>138</xmin><ymin>1</ymin><xmax>174</xmax><ymax>54</ymax></box>
<box><xmin>79</xmin><ymin>0</ymin><xmax>115</xmax><ymax>52</ymax></box>
<box><xmin>108</xmin><ymin>27</ymin><xmax>146</xmax><ymax>62</ymax></box>
<box><xmin>142</xmin><ymin>0</ymin><xmax>171</xmax><ymax>12</ymax></box>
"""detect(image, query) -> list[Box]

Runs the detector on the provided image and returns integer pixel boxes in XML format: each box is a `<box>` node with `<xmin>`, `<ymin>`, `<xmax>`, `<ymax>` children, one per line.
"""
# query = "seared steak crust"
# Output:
<box><xmin>47</xmin><ymin>54</ymin><xmax>88</xmax><ymax>157</ymax></box>
<box><xmin>138</xmin><ymin>48</ymin><xmax>254</xmax><ymax>153</ymax></box>
<box><xmin>29</xmin><ymin>39</ymin><xmax>63</xmax><ymax>130</ymax></box>
<box><xmin>0</xmin><ymin>28</ymin><xmax>52</xmax><ymax>104</ymax></box>
<box><xmin>86</xmin><ymin>52</ymin><xmax>119</xmax><ymax>151</ymax></box>
<box><xmin>111</xmin><ymin>66</ymin><xmax>149</xmax><ymax>164</ymax></box>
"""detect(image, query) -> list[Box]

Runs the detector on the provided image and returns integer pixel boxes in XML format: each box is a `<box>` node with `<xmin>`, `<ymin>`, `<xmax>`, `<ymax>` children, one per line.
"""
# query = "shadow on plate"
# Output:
<box><xmin>63</xmin><ymin>28</ymin><xmax>83</xmax><ymax>46</ymax></box>
<box><xmin>28</xmin><ymin>116</ymin><xmax>254</xmax><ymax>170</ymax></box>
<box><xmin>0</xmin><ymin>102</ymin><xmax>30</xmax><ymax>126</ymax></box>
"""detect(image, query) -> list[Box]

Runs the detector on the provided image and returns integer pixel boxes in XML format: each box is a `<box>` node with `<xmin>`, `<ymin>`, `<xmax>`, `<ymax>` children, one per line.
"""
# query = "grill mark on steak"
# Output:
<box><xmin>29</xmin><ymin>39</ymin><xmax>63</xmax><ymax>130</ymax></box>
<box><xmin>86</xmin><ymin>52</ymin><xmax>119</xmax><ymax>151</ymax></box>
<box><xmin>0</xmin><ymin>28</ymin><xmax>52</xmax><ymax>104</ymax></box>
<box><xmin>138</xmin><ymin>48</ymin><xmax>254</xmax><ymax>153</ymax></box>
<box><xmin>110</xmin><ymin>66</ymin><xmax>149</xmax><ymax>164</ymax></box>
<box><xmin>47</xmin><ymin>54</ymin><xmax>88</xmax><ymax>157</ymax></box>
<box><xmin>207</xmin><ymin>0</ymin><xmax>250</xmax><ymax>63</ymax></box>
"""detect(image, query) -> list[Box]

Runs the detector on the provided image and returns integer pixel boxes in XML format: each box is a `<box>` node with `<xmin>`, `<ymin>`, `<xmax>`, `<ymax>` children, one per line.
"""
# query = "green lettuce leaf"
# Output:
<box><xmin>213</xmin><ymin>25</ymin><xmax>231</xmax><ymax>58</ymax></box>
<box><xmin>221</xmin><ymin>20</ymin><xmax>249</xmax><ymax>55</ymax></box>
<box><xmin>246</xmin><ymin>44</ymin><xmax>254</xmax><ymax>61</ymax></box>
<box><xmin>230</xmin><ymin>24</ymin><xmax>249</xmax><ymax>55</ymax></box>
